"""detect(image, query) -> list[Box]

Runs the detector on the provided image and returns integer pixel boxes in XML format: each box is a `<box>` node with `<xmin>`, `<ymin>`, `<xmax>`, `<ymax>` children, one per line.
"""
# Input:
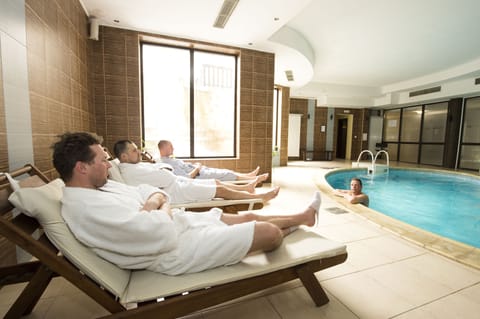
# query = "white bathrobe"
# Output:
<box><xmin>160</xmin><ymin>156</ymin><xmax>237</xmax><ymax>181</ymax></box>
<box><xmin>118</xmin><ymin>162</ymin><xmax>216</xmax><ymax>204</ymax></box>
<box><xmin>61</xmin><ymin>180</ymin><xmax>255</xmax><ymax>275</ymax></box>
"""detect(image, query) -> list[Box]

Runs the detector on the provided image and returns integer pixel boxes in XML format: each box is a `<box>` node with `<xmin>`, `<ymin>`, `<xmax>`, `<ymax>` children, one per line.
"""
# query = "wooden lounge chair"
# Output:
<box><xmin>0</xmin><ymin>164</ymin><xmax>347</xmax><ymax>319</ymax></box>
<box><xmin>108</xmin><ymin>158</ymin><xmax>264</xmax><ymax>213</ymax></box>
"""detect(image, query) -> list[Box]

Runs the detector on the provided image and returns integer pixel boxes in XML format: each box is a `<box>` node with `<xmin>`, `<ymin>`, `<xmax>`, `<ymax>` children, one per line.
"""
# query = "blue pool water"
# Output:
<box><xmin>325</xmin><ymin>168</ymin><xmax>480</xmax><ymax>248</ymax></box>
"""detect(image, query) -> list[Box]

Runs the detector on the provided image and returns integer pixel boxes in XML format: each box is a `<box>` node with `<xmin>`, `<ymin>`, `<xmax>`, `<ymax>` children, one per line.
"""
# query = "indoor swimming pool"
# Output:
<box><xmin>325</xmin><ymin>168</ymin><xmax>480</xmax><ymax>248</ymax></box>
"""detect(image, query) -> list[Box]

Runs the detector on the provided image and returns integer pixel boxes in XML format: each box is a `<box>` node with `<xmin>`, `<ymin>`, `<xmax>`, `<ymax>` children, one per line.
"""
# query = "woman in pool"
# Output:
<box><xmin>333</xmin><ymin>177</ymin><xmax>369</xmax><ymax>206</ymax></box>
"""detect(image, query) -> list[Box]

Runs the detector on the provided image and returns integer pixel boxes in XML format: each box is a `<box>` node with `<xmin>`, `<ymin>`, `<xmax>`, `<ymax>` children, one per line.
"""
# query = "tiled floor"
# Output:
<box><xmin>1</xmin><ymin>160</ymin><xmax>480</xmax><ymax>318</ymax></box>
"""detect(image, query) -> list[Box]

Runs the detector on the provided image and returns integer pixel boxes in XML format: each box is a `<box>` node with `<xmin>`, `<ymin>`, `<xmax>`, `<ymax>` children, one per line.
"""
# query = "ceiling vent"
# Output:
<box><xmin>409</xmin><ymin>86</ymin><xmax>441</xmax><ymax>97</ymax></box>
<box><xmin>285</xmin><ymin>70</ymin><xmax>294</xmax><ymax>82</ymax></box>
<box><xmin>475</xmin><ymin>78</ymin><xmax>480</xmax><ymax>85</ymax></box>
<box><xmin>213</xmin><ymin>0</ymin><xmax>239</xmax><ymax>28</ymax></box>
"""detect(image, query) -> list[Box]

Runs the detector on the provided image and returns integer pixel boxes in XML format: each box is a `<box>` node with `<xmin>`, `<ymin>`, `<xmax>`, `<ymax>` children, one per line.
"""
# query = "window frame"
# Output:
<box><xmin>140</xmin><ymin>40</ymin><xmax>239</xmax><ymax>159</ymax></box>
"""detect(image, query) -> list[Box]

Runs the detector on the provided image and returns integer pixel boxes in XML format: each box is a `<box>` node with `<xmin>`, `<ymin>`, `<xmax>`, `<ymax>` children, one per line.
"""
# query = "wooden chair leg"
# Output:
<box><xmin>4</xmin><ymin>264</ymin><xmax>55</xmax><ymax>318</ymax></box>
<box><xmin>296</xmin><ymin>261</ymin><xmax>329</xmax><ymax>306</ymax></box>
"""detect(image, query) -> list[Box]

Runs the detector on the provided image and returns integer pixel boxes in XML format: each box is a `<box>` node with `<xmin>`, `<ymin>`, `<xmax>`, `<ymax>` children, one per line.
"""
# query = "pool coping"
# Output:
<box><xmin>315</xmin><ymin>167</ymin><xmax>480</xmax><ymax>271</ymax></box>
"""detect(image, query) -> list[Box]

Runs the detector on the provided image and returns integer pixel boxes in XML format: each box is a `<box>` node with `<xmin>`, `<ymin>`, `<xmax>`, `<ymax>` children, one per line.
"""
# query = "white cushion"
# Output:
<box><xmin>108</xmin><ymin>158</ymin><xmax>126</xmax><ymax>183</ymax></box>
<box><xmin>8</xmin><ymin>179</ymin><xmax>131</xmax><ymax>298</ymax></box>
<box><xmin>125</xmin><ymin>228</ymin><xmax>347</xmax><ymax>303</ymax></box>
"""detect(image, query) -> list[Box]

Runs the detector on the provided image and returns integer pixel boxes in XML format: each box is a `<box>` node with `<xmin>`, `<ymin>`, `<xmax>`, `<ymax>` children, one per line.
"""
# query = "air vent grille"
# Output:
<box><xmin>409</xmin><ymin>86</ymin><xmax>441</xmax><ymax>97</ymax></box>
<box><xmin>213</xmin><ymin>0</ymin><xmax>239</xmax><ymax>28</ymax></box>
<box><xmin>285</xmin><ymin>70</ymin><xmax>294</xmax><ymax>81</ymax></box>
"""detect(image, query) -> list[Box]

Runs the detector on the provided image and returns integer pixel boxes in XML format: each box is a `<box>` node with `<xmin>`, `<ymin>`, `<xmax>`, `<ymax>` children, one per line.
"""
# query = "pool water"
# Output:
<box><xmin>326</xmin><ymin>168</ymin><xmax>480</xmax><ymax>248</ymax></box>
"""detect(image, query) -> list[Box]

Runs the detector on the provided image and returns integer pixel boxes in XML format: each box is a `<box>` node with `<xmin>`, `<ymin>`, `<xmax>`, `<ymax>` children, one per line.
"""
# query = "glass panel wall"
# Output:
<box><xmin>399</xmin><ymin>144</ymin><xmax>419</xmax><ymax>163</ymax></box>
<box><xmin>383</xmin><ymin>109</ymin><xmax>400</xmax><ymax>141</ymax></box>
<box><xmin>460</xmin><ymin>97</ymin><xmax>480</xmax><ymax>170</ymax></box>
<box><xmin>400</xmin><ymin>106</ymin><xmax>422</xmax><ymax>142</ymax></box>
<box><xmin>420</xmin><ymin>102</ymin><xmax>448</xmax><ymax>166</ymax></box>
<box><xmin>399</xmin><ymin>106</ymin><xmax>421</xmax><ymax>162</ymax></box>
<box><xmin>462</xmin><ymin>97</ymin><xmax>480</xmax><ymax>143</ymax></box>
<box><xmin>460</xmin><ymin>145</ymin><xmax>480</xmax><ymax>170</ymax></box>
<box><xmin>420</xmin><ymin>145</ymin><xmax>444</xmax><ymax>165</ymax></box>
<box><xmin>383</xmin><ymin>109</ymin><xmax>400</xmax><ymax>160</ymax></box>
<box><xmin>422</xmin><ymin>102</ymin><xmax>447</xmax><ymax>143</ymax></box>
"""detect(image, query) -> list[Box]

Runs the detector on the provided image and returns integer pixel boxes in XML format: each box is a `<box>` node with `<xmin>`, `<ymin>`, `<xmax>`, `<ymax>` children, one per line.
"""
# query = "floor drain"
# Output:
<box><xmin>325</xmin><ymin>207</ymin><xmax>349</xmax><ymax>214</ymax></box>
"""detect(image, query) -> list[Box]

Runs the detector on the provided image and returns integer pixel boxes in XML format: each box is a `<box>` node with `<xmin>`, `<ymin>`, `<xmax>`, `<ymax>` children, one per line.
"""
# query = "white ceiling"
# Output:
<box><xmin>81</xmin><ymin>0</ymin><xmax>480</xmax><ymax>108</ymax></box>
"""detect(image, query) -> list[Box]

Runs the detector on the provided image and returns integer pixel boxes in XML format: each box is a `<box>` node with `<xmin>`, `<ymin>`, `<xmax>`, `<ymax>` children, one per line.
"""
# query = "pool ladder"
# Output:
<box><xmin>353</xmin><ymin>150</ymin><xmax>389</xmax><ymax>174</ymax></box>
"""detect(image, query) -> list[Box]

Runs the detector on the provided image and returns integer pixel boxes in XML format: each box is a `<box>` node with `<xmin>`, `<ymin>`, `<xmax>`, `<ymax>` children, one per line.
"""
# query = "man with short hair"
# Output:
<box><xmin>158</xmin><ymin>140</ymin><xmax>262</xmax><ymax>181</ymax></box>
<box><xmin>333</xmin><ymin>177</ymin><xmax>369</xmax><ymax>206</ymax></box>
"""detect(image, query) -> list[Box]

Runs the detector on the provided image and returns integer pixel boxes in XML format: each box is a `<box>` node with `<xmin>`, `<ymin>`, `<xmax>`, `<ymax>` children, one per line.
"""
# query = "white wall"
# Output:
<box><xmin>0</xmin><ymin>0</ymin><xmax>33</xmax><ymax>170</ymax></box>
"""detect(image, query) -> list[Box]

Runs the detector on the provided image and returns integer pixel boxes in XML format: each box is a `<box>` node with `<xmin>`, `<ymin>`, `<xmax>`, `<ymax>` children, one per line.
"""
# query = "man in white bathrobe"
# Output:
<box><xmin>113</xmin><ymin>140</ymin><xmax>277</xmax><ymax>205</ymax></box>
<box><xmin>158</xmin><ymin>140</ymin><xmax>261</xmax><ymax>181</ymax></box>
<box><xmin>52</xmin><ymin>132</ymin><xmax>322</xmax><ymax>275</ymax></box>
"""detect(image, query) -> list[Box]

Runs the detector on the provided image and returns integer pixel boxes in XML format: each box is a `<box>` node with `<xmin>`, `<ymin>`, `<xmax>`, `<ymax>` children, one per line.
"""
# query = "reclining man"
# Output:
<box><xmin>53</xmin><ymin>132</ymin><xmax>322</xmax><ymax>275</ymax></box>
<box><xmin>113</xmin><ymin>140</ymin><xmax>278</xmax><ymax>205</ymax></box>
<box><xmin>158</xmin><ymin>140</ymin><xmax>261</xmax><ymax>181</ymax></box>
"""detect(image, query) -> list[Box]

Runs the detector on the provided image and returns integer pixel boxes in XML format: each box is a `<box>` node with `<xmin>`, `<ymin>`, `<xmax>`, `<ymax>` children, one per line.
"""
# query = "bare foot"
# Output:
<box><xmin>247</xmin><ymin>166</ymin><xmax>260</xmax><ymax>176</ymax></box>
<box><xmin>244</xmin><ymin>173</ymin><xmax>269</xmax><ymax>192</ymax></box>
<box><xmin>260</xmin><ymin>186</ymin><xmax>280</xmax><ymax>202</ymax></box>
<box><xmin>255</xmin><ymin>173</ymin><xmax>269</xmax><ymax>185</ymax></box>
<box><xmin>244</xmin><ymin>181</ymin><xmax>256</xmax><ymax>193</ymax></box>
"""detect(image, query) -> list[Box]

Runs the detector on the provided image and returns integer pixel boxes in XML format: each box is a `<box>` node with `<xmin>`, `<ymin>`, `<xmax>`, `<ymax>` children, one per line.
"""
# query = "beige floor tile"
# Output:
<box><xmin>334</xmin><ymin>236</ymin><xmax>426</xmax><ymax>273</ymax></box>
<box><xmin>394</xmin><ymin>284</ymin><xmax>480</xmax><ymax>319</ymax></box>
<box><xmin>267</xmin><ymin>286</ymin><xmax>358</xmax><ymax>319</ymax></box>
<box><xmin>363</xmin><ymin>262</ymin><xmax>455</xmax><ymax>306</ymax></box>
<box><xmin>0</xmin><ymin>282</ymin><xmax>27</xmax><ymax>307</ymax></box>
<box><xmin>42</xmin><ymin>293</ymin><xmax>109</xmax><ymax>318</ymax></box>
<box><xmin>200</xmin><ymin>297</ymin><xmax>280</xmax><ymax>319</ymax></box>
<box><xmin>23</xmin><ymin>297</ymin><xmax>56</xmax><ymax>319</ymax></box>
<box><xmin>316</xmin><ymin>219</ymin><xmax>388</xmax><ymax>243</ymax></box>
<box><xmin>353</xmin><ymin>235</ymin><xmax>426</xmax><ymax>261</ymax></box>
<box><xmin>395</xmin><ymin>253</ymin><xmax>480</xmax><ymax>290</ymax></box>
<box><xmin>178</xmin><ymin>311</ymin><xmax>205</xmax><ymax>319</ymax></box>
<box><xmin>322</xmin><ymin>271</ymin><xmax>415</xmax><ymax>319</ymax></box>
<box><xmin>0</xmin><ymin>305</ymin><xmax>9</xmax><ymax>318</ymax></box>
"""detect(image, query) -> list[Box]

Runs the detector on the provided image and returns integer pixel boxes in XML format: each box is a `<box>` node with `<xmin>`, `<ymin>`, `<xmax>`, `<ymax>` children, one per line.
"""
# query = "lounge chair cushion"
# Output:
<box><xmin>108</xmin><ymin>158</ymin><xmax>126</xmax><ymax>183</ymax></box>
<box><xmin>8</xmin><ymin>179</ymin><xmax>131</xmax><ymax>298</ymax></box>
<box><xmin>126</xmin><ymin>228</ymin><xmax>346</xmax><ymax>303</ymax></box>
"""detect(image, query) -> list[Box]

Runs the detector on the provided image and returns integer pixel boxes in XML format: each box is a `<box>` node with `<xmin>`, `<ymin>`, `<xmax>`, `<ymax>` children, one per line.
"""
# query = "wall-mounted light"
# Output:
<box><xmin>329</xmin><ymin>114</ymin><xmax>333</xmax><ymax>120</ymax></box>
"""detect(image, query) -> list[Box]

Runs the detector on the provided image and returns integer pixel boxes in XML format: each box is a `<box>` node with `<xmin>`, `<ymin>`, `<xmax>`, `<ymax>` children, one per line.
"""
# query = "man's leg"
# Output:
<box><xmin>234</xmin><ymin>166</ymin><xmax>260</xmax><ymax>180</ymax></box>
<box><xmin>214</xmin><ymin>185</ymin><xmax>280</xmax><ymax>202</ymax></box>
<box><xmin>220</xmin><ymin>191</ymin><xmax>321</xmax><ymax>231</ymax></box>
<box><xmin>216</xmin><ymin>174</ymin><xmax>269</xmax><ymax>193</ymax></box>
<box><xmin>248</xmin><ymin>222</ymin><xmax>283</xmax><ymax>252</ymax></box>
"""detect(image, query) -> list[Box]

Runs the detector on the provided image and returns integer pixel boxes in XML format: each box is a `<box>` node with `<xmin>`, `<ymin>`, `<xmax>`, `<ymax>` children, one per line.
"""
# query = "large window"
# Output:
<box><xmin>141</xmin><ymin>43</ymin><xmax>237</xmax><ymax>158</ymax></box>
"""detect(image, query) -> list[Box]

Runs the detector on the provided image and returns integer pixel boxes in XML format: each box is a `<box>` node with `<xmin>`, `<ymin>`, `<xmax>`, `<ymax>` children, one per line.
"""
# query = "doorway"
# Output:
<box><xmin>336</xmin><ymin>118</ymin><xmax>348</xmax><ymax>158</ymax></box>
